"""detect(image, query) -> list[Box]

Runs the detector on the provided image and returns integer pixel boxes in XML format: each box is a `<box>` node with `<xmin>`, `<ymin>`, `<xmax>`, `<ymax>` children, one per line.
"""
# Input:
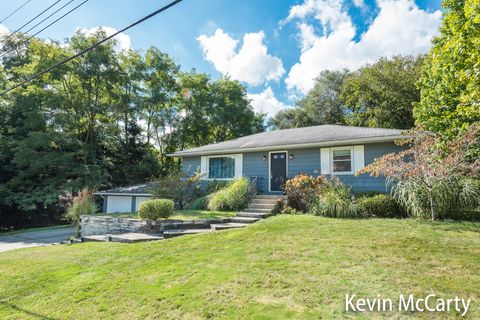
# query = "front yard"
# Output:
<box><xmin>0</xmin><ymin>215</ymin><xmax>479</xmax><ymax>319</ymax></box>
<box><xmin>100</xmin><ymin>209</ymin><xmax>236</xmax><ymax>220</ymax></box>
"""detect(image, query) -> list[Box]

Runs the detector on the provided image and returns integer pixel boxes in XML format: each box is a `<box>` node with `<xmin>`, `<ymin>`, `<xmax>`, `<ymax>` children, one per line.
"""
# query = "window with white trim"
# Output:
<box><xmin>332</xmin><ymin>148</ymin><xmax>353</xmax><ymax>174</ymax></box>
<box><xmin>208</xmin><ymin>156</ymin><xmax>235</xmax><ymax>179</ymax></box>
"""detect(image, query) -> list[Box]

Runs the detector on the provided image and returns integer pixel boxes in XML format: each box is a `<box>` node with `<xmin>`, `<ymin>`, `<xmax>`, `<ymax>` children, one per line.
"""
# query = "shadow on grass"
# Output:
<box><xmin>425</xmin><ymin>220</ymin><xmax>480</xmax><ymax>234</ymax></box>
<box><xmin>0</xmin><ymin>301</ymin><xmax>58</xmax><ymax>320</ymax></box>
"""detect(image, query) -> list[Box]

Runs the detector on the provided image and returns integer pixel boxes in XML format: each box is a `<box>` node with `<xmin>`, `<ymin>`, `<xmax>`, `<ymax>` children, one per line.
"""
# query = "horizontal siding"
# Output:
<box><xmin>181</xmin><ymin>141</ymin><xmax>403</xmax><ymax>194</ymax></box>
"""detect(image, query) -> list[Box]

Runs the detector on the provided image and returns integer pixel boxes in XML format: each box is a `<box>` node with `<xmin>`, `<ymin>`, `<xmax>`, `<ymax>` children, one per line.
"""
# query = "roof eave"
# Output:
<box><xmin>93</xmin><ymin>192</ymin><xmax>153</xmax><ymax>197</ymax></box>
<box><xmin>168</xmin><ymin>135</ymin><xmax>407</xmax><ymax>157</ymax></box>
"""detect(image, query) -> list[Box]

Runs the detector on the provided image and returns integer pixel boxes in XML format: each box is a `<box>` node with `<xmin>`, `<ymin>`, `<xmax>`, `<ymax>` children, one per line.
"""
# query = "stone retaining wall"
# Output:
<box><xmin>80</xmin><ymin>215</ymin><xmax>228</xmax><ymax>236</ymax></box>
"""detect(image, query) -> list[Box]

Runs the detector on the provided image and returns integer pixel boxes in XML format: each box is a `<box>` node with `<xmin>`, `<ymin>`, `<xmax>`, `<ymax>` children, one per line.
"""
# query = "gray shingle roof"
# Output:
<box><xmin>94</xmin><ymin>182</ymin><xmax>155</xmax><ymax>196</ymax></box>
<box><xmin>169</xmin><ymin>125</ymin><xmax>405</xmax><ymax>157</ymax></box>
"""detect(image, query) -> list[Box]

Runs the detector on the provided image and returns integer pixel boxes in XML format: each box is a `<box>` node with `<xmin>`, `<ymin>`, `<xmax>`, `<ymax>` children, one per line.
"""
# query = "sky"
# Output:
<box><xmin>0</xmin><ymin>0</ymin><xmax>443</xmax><ymax>117</ymax></box>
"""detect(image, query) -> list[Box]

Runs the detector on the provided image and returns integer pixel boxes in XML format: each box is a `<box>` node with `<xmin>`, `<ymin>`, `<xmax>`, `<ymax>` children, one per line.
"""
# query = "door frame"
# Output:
<box><xmin>268</xmin><ymin>150</ymin><xmax>288</xmax><ymax>192</ymax></box>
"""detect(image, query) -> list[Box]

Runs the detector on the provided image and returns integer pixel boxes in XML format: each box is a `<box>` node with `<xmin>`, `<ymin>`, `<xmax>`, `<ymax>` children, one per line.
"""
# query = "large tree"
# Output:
<box><xmin>341</xmin><ymin>55</ymin><xmax>423</xmax><ymax>129</ymax></box>
<box><xmin>269</xmin><ymin>70</ymin><xmax>349</xmax><ymax>129</ymax></box>
<box><xmin>414</xmin><ymin>0</ymin><xmax>480</xmax><ymax>136</ymax></box>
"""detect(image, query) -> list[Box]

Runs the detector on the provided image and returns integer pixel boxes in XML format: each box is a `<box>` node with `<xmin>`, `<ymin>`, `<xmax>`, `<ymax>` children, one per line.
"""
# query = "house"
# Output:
<box><xmin>94</xmin><ymin>183</ymin><xmax>154</xmax><ymax>213</ymax></box>
<box><xmin>169</xmin><ymin>125</ymin><xmax>405</xmax><ymax>194</ymax></box>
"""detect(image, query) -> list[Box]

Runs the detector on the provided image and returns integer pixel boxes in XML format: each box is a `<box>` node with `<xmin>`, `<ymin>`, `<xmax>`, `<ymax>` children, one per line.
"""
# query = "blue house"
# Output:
<box><xmin>169</xmin><ymin>125</ymin><xmax>405</xmax><ymax>194</ymax></box>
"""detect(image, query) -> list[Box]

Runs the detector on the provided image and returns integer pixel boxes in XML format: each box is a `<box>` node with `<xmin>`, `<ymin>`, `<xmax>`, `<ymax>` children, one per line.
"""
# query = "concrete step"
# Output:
<box><xmin>237</xmin><ymin>211</ymin><xmax>273</xmax><ymax>219</ymax></box>
<box><xmin>228</xmin><ymin>216</ymin><xmax>261</xmax><ymax>224</ymax></box>
<box><xmin>210</xmin><ymin>223</ymin><xmax>249</xmax><ymax>230</ymax></box>
<box><xmin>244</xmin><ymin>208</ymin><xmax>272</xmax><ymax>213</ymax></box>
<box><xmin>254</xmin><ymin>195</ymin><xmax>286</xmax><ymax>200</ymax></box>
<box><xmin>109</xmin><ymin>233</ymin><xmax>164</xmax><ymax>243</ymax></box>
<box><xmin>82</xmin><ymin>235</ymin><xmax>110</xmax><ymax>242</ymax></box>
<box><xmin>251</xmin><ymin>199</ymin><xmax>281</xmax><ymax>205</ymax></box>
<box><xmin>248</xmin><ymin>203</ymin><xmax>276</xmax><ymax>210</ymax></box>
<box><xmin>163</xmin><ymin>228</ymin><xmax>213</xmax><ymax>238</ymax></box>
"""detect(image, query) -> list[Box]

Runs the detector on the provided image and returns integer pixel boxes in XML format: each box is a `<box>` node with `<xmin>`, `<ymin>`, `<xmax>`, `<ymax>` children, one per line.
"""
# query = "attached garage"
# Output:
<box><xmin>94</xmin><ymin>183</ymin><xmax>154</xmax><ymax>214</ymax></box>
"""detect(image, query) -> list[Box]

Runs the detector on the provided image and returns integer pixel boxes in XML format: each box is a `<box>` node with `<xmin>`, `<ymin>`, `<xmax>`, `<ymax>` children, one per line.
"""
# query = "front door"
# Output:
<box><xmin>270</xmin><ymin>152</ymin><xmax>287</xmax><ymax>192</ymax></box>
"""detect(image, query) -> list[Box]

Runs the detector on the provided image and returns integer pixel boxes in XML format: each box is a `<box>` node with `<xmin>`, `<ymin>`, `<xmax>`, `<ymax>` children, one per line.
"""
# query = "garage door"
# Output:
<box><xmin>135</xmin><ymin>197</ymin><xmax>152</xmax><ymax>211</ymax></box>
<box><xmin>107</xmin><ymin>196</ymin><xmax>133</xmax><ymax>213</ymax></box>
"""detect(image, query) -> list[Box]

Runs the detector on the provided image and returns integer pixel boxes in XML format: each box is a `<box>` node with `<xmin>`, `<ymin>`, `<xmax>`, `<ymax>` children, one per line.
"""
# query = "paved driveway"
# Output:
<box><xmin>0</xmin><ymin>226</ymin><xmax>75</xmax><ymax>253</ymax></box>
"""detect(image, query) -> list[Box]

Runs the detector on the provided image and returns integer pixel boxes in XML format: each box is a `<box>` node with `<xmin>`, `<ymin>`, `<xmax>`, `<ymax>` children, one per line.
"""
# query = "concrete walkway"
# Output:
<box><xmin>0</xmin><ymin>226</ymin><xmax>75</xmax><ymax>253</ymax></box>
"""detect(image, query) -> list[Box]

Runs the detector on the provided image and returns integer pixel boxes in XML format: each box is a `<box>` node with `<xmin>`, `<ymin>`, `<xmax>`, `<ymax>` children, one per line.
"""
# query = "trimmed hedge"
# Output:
<box><xmin>357</xmin><ymin>194</ymin><xmax>404</xmax><ymax>218</ymax></box>
<box><xmin>138</xmin><ymin>199</ymin><xmax>174</xmax><ymax>220</ymax></box>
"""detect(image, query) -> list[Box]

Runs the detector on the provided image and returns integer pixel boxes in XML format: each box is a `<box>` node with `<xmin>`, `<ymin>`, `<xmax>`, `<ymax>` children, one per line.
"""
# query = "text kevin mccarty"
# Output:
<box><xmin>345</xmin><ymin>293</ymin><xmax>471</xmax><ymax>316</ymax></box>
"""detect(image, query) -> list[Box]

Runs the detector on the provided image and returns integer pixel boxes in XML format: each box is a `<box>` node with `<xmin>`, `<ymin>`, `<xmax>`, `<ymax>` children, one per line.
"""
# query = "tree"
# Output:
<box><xmin>269</xmin><ymin>70</ymin><xmax>349</xmax><ymax>129</ymax></box>
<box><xmin>341</xmin><ymin>55</ymin><xmax>423</xmax><ymax>129</ymax></box>
<box><xmin>414</xmin><ymin>0</ymin><xmax>480</xmax><ymax>136</ymax></box>
<box><xmin>359</xmin><ymin>124</ymin><xmax>480</xmax><ymax>221</ymax></box>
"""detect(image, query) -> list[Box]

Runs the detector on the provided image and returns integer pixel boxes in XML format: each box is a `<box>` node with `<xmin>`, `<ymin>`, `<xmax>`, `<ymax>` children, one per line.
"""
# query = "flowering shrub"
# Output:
<box><xmin>284</xmin><ymin>174</ymin><xmax>330</xmax><ymax>212</ymax></box>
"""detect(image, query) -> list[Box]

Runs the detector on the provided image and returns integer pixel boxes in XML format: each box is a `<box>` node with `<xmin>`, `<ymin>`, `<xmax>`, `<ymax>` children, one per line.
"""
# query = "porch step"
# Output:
<box><xmin>237</xmin><ymin>211</ymin><xmax>274</xmax><ymax>219</ymax></box>
<box><xmin>251</xmin><ymin>199</ymin><xmax>281</xmax><ymax>205</ymax></box>
<box><xmin>244</xmin><ymin>208</ymin><xmax>272</xmax><ymax>213</ymax></box>
<box><xmin>254</xmin><ymin>195</ymin><xmax>286</xmax><ymax>200</ymax></box>
<box><xmin>248</xmin><ymin>203</ymin><xmax>276</xmax><ymax>210</ymax></box>
<box><xmin>163</xmin><ymin>228</ymin><xmax>213</xmax><ymax>238</ymax></box>
<box><xmin>110</xmin><ymin>233</ymin><xmax>164</xmax><ymax>243</ymax></box>
<box><xmin>228</xmin><ymin>216</ymin><xmax>261</xmax><ymax>224</ymax></box>
<box><xmin>210</xmin><ymin>223</ymin><xmax>249</xmax><ymax>230</ymax></box>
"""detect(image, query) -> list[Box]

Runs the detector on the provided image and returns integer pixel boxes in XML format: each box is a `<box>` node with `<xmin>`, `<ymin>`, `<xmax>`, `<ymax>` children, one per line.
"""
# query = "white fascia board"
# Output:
<box><xmin>168</xmin><ymin>135</ymin><xmax>405</xmax><ymax>157</ymax></box>
<box><xmin>93</xmin><ymin>193</ymin><xmax>153</xmax><ymax>197</ymax></box>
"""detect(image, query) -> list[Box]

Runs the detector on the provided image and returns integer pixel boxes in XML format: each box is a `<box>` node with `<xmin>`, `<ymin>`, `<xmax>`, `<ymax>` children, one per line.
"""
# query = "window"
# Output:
<box><xmin>208</xmin><ymin>156</ymin><xmax>235</xmax><ymax>179</ymax></box>
<box><xmin>332</xmin><ymin>148</ymin><xmax>352</xmax><ymax>173</ymax></box>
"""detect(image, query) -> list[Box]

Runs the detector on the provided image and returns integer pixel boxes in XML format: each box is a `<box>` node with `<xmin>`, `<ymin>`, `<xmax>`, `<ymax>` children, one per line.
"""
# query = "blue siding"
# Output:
<box><xmin>180</xmin><ymin>142</ymin><xmax>402</xmax><ymax>194</ymax></box>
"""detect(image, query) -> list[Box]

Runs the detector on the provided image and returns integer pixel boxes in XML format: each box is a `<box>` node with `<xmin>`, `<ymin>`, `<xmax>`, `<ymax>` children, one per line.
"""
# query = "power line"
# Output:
<box><xmin>9</xmin><ymin>0</ymin><xmax>61</xmax><ymax>38</ymax></box>
<box><xmin>0</xmin><ymin>0</ymin><xmax>32</xmax><ymax>24</ymax></box>
<box><xmin>24</xmin><ymin>0</ymin><xmax>77</xmax><ymax>35</ymax></box>
<box><xmin>0</xmin><ymin>0</ymin><xmax>88</xmax><ymax>58</ymax></box>
<box><xmin>0</xmin><ymin>0</ymin><xmax>184</xmax><ymax>96</ymax></box>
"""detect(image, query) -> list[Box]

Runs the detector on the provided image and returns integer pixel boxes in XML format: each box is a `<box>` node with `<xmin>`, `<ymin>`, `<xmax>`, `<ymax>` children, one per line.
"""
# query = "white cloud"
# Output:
<box><xmin>197</xmin><ymin>28</ymin><xmax>285</xmax><ymax>86</ymax></box>
<box><xmin>285</xmin><ymin>0</ymin><xmax>442</xmax><ymax>94</ymax></box>
<box><xmin>77</xmin><ymin>26</ymin><xmax>131</xmax><ymax>51</ymax></box>
<box><xmin>352</xmin><ymin>0</ymin><xmax>366</xmax><ymax>8</ymax></box>
<box><xmin>247</xmin><ymin>87</ymin><xmax>290</xmax><ymax>117</ymax></box>
<box><xmin>0</xmin><ymin>24</ymin><xmax>8</xmax><ymax>36</ymax></box>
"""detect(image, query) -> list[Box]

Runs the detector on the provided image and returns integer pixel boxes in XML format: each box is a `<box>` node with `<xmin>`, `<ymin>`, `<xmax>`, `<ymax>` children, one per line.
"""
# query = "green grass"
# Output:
<box><xmin>100</xmin><ymin>209</ymin><xmax>236</xmax><ymax>220</ymax></box>
<box><xmin>0</xmin><ymin>216</ymin><xmax>479</xmax><ymax>319</ymax></box>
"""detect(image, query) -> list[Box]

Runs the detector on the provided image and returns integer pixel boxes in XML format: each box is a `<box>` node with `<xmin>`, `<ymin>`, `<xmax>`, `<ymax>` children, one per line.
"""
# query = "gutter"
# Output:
<box><xmin>93</xmin><ymin>193</ymin><xmax>153</xmax><ymax>197</ymax></box>
<box><xmin>167</xmin><ymin>135</ymin><xmax>407</xmax><ymax>157</ymax></box>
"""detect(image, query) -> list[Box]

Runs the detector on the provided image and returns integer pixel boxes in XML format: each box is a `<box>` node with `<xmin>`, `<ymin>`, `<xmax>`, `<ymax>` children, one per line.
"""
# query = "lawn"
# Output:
<box><xmin>100</xmin><ymin>209</ymin><xmax>236</xmax><ymax>220</ymax></box>
<box><xmin>0</xmin><ymin>215</ymin><xmax>479</xmax><ymax>319</ymax></box>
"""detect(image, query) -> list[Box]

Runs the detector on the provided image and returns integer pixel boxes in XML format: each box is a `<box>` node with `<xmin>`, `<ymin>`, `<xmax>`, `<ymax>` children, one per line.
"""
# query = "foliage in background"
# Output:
<box><xmin>268</xmin><ymin>70</ymin><xmax>350</xmax><ymax>129</ymax></box>
<box><xmin>207</xmin><ymin>178</ymin><xmax>249</xmax><ymax>211</ymax></box>
<box><xmin>284</xmin><ymin>174</ymin><xmax>330</xmax><ymax>212</ymax></box>
<box><xmin>65</xmin><ymin>188</ymin><xmax>98</xmax><ymax>237</ymax></box>
<box><xmin>138</xmin><ymin>199</ymin><xmax>174</xmax><ymax>220</ymax></box>
<box><xmin>341</xmin><ymin>55</ymin><xmax>423</xmax><ymax>129</ymax></box>
<box><xmin>0</xmin><ymin>30</ymin><xmax>264</xmax><ymax>228</ymax></box>
<box><xmin>359</xmin><ymin>124</ymin><xmax>480</xmax><ymax>220</ymax></box>
<box><xmin>150</xmin><ymin>172</ymin><xmax>203</xmax><ymax>209</ymax></box>
<box><xmin>414</xmin><ymin>0</ymin><xmax>480</xmax><ymax>136</ymax></box>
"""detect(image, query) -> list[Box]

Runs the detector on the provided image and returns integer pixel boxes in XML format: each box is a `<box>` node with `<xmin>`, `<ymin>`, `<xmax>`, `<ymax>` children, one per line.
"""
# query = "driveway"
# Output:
<box><xmin>0</xmin><ymin>226</ymin><xmax>75</xmax><ymax>253</ymax></box>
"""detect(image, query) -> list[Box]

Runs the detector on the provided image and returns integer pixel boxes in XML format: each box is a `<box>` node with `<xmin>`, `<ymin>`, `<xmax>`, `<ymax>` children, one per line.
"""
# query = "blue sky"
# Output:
<box><xmin>0</xmin><ymin>0</ymin><xmax>443</xmax><ymax>116</ymax></box>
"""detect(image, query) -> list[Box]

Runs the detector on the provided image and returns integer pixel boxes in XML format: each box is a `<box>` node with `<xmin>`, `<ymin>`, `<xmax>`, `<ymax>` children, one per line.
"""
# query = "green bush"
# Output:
<box><xmin>66</xmin><ymin>188</ymin><xmax>98</xmax><ymax>237</ymax></box>
<box><xmin>284</xmin><ymin>174</ymin><xmax>330</xmax><ymax>212</ymax></box>
<box><xmin>207</xmin><ymin>178</ymin><xmax>249</xmax><ymax>211</ymax></box>
<box><xmin>357</xmin><ymin>194</ymin><xmax>404</xmax><ymax>218</ymax></box>
<box><xmin>280</xmin><ymin>206</ymin><xmax>302</xmax><ymax>215</ymax></box>
<box><xmin>309</xmin><ymin>184</ymin><xmax>361</xmax><ymax>218</ymax></box>
<box><xmin>185</xmin><ymin>195</ymin><xmax>209</xmax><ymax>210</ymax></box>
<box><xmin>150</xmin><ymin>172</ymin><xmax>202</xmax><ymax>209</ymax></box>
<box><xmin>138</xmin><ymin>199</ymin><xmax>174</xmax><ymax>220</ymax></box>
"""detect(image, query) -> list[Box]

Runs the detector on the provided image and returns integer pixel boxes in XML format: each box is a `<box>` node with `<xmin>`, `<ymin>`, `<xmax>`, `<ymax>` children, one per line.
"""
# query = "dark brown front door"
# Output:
<box><xmin>270</xmin><ymin>152</ymin><xmax>287</xmax><ymax>192</ymax></box>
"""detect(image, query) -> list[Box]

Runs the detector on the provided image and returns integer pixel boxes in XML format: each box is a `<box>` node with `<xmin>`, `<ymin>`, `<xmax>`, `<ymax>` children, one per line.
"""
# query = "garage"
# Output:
<box><xmin>94</xmin><ymin>183</ymin><xmax>154</xmax><ymax>214</ymax></box>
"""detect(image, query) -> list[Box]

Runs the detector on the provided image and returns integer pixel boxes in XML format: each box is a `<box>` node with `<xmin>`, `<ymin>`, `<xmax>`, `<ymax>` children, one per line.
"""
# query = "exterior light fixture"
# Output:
<box><xmin>262</xmin><ymin>155</ymin><xmax>267</xmax><ymax>161</ymax></box>
<box><xmin>289</xmin><ymin>153</ymin><xmax>294</xmax><ymax>160</ymax></box>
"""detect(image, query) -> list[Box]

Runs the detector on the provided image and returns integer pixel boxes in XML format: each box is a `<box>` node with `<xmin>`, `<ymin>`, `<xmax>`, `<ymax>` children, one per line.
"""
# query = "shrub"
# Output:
<box><xmin>207</xmin><ymin>178</ymin><xmax>249</xmax><ymax>211</ymax></box>
<box><xmin>309</xmin><ymin>183</ymin><xmax>361</xmax><ymax>218</ymax></box>
<box><xmin>280</xmin><ymin>206</ymin><xmax>302</xmax><ymax>215</ymax></box>
<box><xmin>186</xmin><ymin>195</ymin><xmax>209</xmax><ymax>210</ymax></box>
<box><xmin>66</xmin><ymin>188</ymin><xmax>98</xmax><ymax>237</ymax></box>
<box><xmin>284</xmin><ymin>174</ymin><xmax>329</xmax><ymax>212</ymax></box>
<box><xmin>357</xmin><ymin>194</ymin><xmax>404</xmax><ymax>218</ymax></box>
<box><xmin>138</xmin><ymin>199</ymin><xmax>174</xmax><ymax>220</ymax></box>
<box><xmin>150</xmin><ymin>172</ymin><xmax>202</xmax><ymax>209</ymax></box>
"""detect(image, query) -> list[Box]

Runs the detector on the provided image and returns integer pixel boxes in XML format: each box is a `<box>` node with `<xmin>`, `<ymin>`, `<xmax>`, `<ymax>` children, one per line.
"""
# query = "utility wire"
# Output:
<box><xmin>0</xmin><ymin>0</ymin><xmax>184</xmax><ymax>96</ymax></box>
<box><xmin>24</xmin><ymin>0</ymin><xmax>77</xmax><ymax>35</ymax></box>
<box><xmin>9</xmin><ymin>0</ymin><xmax>61</xmax><ymax>38</ymax></box>
<box><xmin>0</xmin><ymin>0</ymin><xmax>87</xmax><ymax>58</ymax></box>
<box><xmin>0</xmin><ymin>0</ymin><xmax>32</xmax><ymax>24</ymax></box>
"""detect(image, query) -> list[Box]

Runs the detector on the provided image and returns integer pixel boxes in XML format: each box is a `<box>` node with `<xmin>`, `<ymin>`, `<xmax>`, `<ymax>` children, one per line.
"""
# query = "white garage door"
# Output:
<box><xmin>135</xmin><ymin>197</ymin><xmax>152</xmax><ymax>211</ymax></box>
<box><xmin>107</xmin><ymin>196</ymin><xmax>133</xmax><ymax>213</ymax></box>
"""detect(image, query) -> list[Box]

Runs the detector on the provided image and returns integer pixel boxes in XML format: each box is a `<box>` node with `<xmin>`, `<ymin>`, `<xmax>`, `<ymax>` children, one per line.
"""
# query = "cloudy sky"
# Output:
<box><xmin>0</xmin><ymin>0</ymin><xmax>443</xmax><ymax>116</ymax></box>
